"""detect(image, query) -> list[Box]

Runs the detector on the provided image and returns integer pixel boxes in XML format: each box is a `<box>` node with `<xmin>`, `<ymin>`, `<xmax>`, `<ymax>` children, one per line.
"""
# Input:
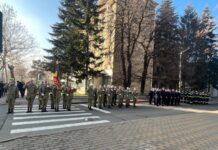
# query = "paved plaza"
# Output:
<box><xmin>0</xmin><ymin>97</ymin><xmax>218</xmax><ymax>150</ymax></box>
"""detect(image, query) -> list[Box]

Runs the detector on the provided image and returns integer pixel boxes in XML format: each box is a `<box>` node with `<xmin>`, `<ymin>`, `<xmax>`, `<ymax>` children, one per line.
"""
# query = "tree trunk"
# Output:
<box><xmin>140</xmin><ymin>53</ymin><xmax>149</xmax><ymax>94</ymax></box>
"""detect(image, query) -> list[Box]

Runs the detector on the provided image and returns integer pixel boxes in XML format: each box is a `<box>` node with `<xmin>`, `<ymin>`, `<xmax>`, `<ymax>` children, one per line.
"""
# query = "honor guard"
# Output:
<box><xmin>52</xmin><ymin>84</ymin><xmax>62</xmax><ymax>111</ymax></box>
<box><xmin>5</xmin><ymin>78</ymin><xmax>18</xmax><ymax>113</ymax></box>
<box><xmin>65</xmin><ymin>85</ymin><xmax>73</xmax><ymax>111</ymax></box>
<box><xmin>132</xmin><ymin>88</ymin><xmax>138</xmax><ymax>107</ymax></box>
<box><xmin>24</xmin><ymin>80</ymin><xmax>37</xmax><ymax>113</ymax></box>
<box><xmin>87</xmin><ymin>85</ymin><xmax>94</xmax><ymax>110</ymax></box>
<box><xmin>93</xmin><ymin>87</ymin><xmax>98</xmax><ymax>107</ymax></box>
<box><xmin>97</xmin><ymin>86</ymin><xmax>103</xmax><ymax>109</ymax></box>
<box><xmin>39</xmin><ymin>81</ymin><xmax>50</xmax><ymax>112</ymax></box>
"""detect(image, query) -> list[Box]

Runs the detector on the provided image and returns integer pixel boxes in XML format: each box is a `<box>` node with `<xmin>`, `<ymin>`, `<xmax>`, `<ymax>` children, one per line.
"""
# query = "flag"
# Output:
<box><xmin>53</xmin><ymin>61</ymin><xmax>60</xmax><ymax>86</ymax></box>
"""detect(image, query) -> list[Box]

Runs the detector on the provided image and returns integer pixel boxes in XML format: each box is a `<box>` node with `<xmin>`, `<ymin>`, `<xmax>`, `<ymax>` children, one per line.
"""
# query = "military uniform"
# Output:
<box><xmin>93</xmin><ymin>88</ymin><xmax>98</xmax><ymax>107</ymax></box>
<box><xmin>97</xmin><ymin>88</ymin><xmax>103</xmax><ymax>109</ymax></box>
<box><xmin>5</xmin><ymin>81</ymin><xmax>18</xmax><ymax>113</ymax></box>
<box><xmin>117</xmin><ymin>88</ymin><xmax>123</xmax><ymax>108</ymax></box>
<box><xmin>62</xmin><ymin>86</ymin><xmax>67</xmax><ymax>109</ymax></box>
<box><xmin>102</xmin><ymin>86</ymin><xmax>107</xmax><ymax>107</ymax></box>
<box><xmin>65</xmin><ymin>86</ymin><xmax>73</xmax><ymax>111</ymax></box>
<box><xmin>111</xmin><ymin>87</ymin><xmax>117</xmax><ymax>106</ymax></box>
<box><xmin>24</xmin><ymin>81</ymin><xmax>37</xmax><ymax>112</ymax></box>
<box><xmin>107</xmin><ymin>88</ymin><xmax>112</xmax><ymax>108</ymax></box>
<box><xmin>53</xmin><ymin>85</ymin><xmax>62</xmax><ymax>111</ymax></box>
<box><xmin>39</xmin><ymin>82</ymin><xmax>50</xmax><ymax>112</ymax></box>
<box><xmin>132</xmin><ymin>89</ymin><xmax>138</xmax><ymax>107</ymax></box>
<box><xmin>87</xmin><ymin>85</ymin><xmax>94</xmax><ymax>110</ymax></box>
<box><xmin>50</xmin><ymin>92</ymin><xmax>54</xmax><ymax>109</ymax></box>
<box><xmin>125</xmin><ymin>88</ymin><xmax>131</xmax><ymax>107</ymax></box>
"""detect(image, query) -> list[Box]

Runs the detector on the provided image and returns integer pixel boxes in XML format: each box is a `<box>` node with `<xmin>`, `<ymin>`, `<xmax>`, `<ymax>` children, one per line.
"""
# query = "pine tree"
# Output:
<box><xmin>180</xmin><ymin>5</ymin><xmax>217</xmax><ymax>90</ymax></box>
<box><xmin>179</xmin><ymin>5</ymin><xmax>201</xmax><ymax>90</ymax></box>
<box><xmin>44</xmin><ymin>0</ymin><xmax>104</xmax><ymax>87</ymax></box>
<box><xmin>153</xmin><ymin>0</ymin><xmax>180</xmax><ymax>89</ymax></box>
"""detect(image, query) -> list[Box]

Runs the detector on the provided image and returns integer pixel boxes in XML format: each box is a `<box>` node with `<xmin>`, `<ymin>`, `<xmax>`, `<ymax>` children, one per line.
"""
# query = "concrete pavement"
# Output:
<box><xmin>0</xmin><ymin>113</ymin><xmax>218</xmax><ymax>150</ymax></box>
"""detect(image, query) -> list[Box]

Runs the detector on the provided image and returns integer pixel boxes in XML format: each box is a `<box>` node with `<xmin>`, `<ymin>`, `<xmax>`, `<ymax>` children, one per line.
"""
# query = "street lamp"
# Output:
<box><xmin>179</xmin><ymin>48</ymin><xmax>189</xmax><ymax>92</ymax></box>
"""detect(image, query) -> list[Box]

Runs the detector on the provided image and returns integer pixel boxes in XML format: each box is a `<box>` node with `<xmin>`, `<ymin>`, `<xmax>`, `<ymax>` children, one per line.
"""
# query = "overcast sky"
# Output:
<box><xmin>0</xmin><ymin>0</ymin><xmax>217</xmax><ymax>60</ymax></box>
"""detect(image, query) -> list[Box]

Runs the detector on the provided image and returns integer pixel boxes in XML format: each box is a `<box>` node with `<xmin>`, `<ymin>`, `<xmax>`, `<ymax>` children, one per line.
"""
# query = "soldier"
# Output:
<box><xmin>107</xmin><ymin>85</ymin><xmax>112</xmax><ymax>108</ymax></box>
<box><xmin>102</xmin><ymin>85</ymin><xmax>107</xmax><ymax>107</ymax></box>
<box><xmin>62</xmin><ymin>84</ymin><xmax>67</xmax><ymax>109</ymax></box>
<box><xmin>39</xmin><ymin>81</ymin><xmax>50</xmax><ymax>112</ymax></box>
<box><xmin>132</xmin><ymin>88</ymin><xmax>138</xmax><ymax>107</ymax></box>
<box><xmin>156</xmin><ymin>88</ymin><xmax>161</xmax><ymax>106</ymax></box>
<box><xmin>111</xmin><ymin>86</ymin><xmax>117</xmax><ymax>106</ymax></box>
<box><xmin>65</xmin><ymin>85</ymin><xmax>73</xmax><ymax>111</ymax></box>
<box><xmin>24</xmin><ymin>80</ymin><xmax>37</xmax><ymax>113</ymax></box>
<box><xmin>53</xmin><ymin>84</ymin><xmax>62</xmax><ymax>111</ymax></box>
<box><xmin>125</xmin><ymin>87</ymin><xmax>131</xmax><ymax>107</ymax></box>
<box><xmin>50</xmin><ymin>88</ymin><xmax>54</xmax><ymax>109</ymax></box>
<box><xmin>149</xmin><ymin>88</ymin><xmax>154</xmax><ymax>104</ymax></box>
<box><xmin>161</xmin><ymin>88</ymin><xmax>166</xmax><ymax>106</ymax></box>
<box><xmin>38</xmin><ymin>81</ymin><xmax>44</xmax><ymax>109</ymax></box>
<box><xmin>87</xmin><ymin>84</ymin><xmax>94</xmax><ymax>110</ymax></box>
<box><xmin>117</xmin><ymin>86</ymin><xmax>123</xmax><ymax>108</ymax></box>
<box><xmin>93</xmin><ymin>87</ymin><xmax>98</xmax><ymax>107</ymax></box>
<box><xmin>97</xmin><ymin>86</ymin><xmax>103</xmax><ymax>109</ymax></box>
<box><xmin>5</xmin><ymin>78</ymin><xmax>18</xmax><ymax>113</ymax></box>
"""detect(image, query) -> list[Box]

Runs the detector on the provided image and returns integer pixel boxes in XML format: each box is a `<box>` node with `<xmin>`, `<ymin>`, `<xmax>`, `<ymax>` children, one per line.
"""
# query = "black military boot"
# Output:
<box><xmin>11</xmin><ymin>108</ymin><xmax>14</xmax><ymax>113</ymax></box>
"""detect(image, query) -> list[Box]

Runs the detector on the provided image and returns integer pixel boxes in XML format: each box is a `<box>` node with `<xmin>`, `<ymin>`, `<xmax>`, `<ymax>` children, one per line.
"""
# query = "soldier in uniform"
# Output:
<box><xmin>62</xmin><ymin>84</ymin><xmax>67</xmax><ymax>109</ymax></box>
<box><xmin>93</xmin><ymin>87</ymin><xmax>98</xmax><ymax>107</ymax></box>
<box><xmin>125</xmin><ymin>87</ymin><xmax>131</xmax><ymax>107</ymax></box>
<box><xmin>5</xmin><ymin>78</ymin><xmax>18</xmax><ymax>113</ymax></box>
<box><xmin>111</xmin><ymin>86</ymin><xmax>117</xmax><ymax>106</ymax></box>
<box><xmin>50</xmin><ymin>89</ymin><xmax>54</xmax><ymax>109</ymax></box>
<box><xmin>149</xmin><ymin>88</ymin><xmax>154</xmax><ymax>104</ymax></box>
<box><xmin>161</xmin><ymin>88</ymin><xmax>166</xmax><ymax>106</ymax></box>
<box><xmin>38</xmin><ymin>81</ymin><xmax>44</xmax><ymax>109</ymax></box>
<box><xmin>107</xmin><ymin>85</ymin><xmax>112</xmax><ymax>108</ymax></box>
<box><xmin>117</xmin><ymin>86</ymin><xmax>123</xmax><ymax>108</ymax></box>
<box><xmin>97</xmin><ymin>86</ymin><xmax>103</xmax><ymax>109</ymax></box>
<box><xmin>53</xmin><ymin>84</ymin><xmax>62</xmax><ymax>111</ymax></box>
<box><xmin>24</xmin><ymin>80</ymin><xmax>37</xmax><ymax>113</ymax></box>
<box><xmin>65</xmin><ymin>85</ymin><xmax>73</xmax><ymax>111</ymax></box>
<box><xmin>87</xmin><ymin>85</ymin><xmax>94</xmax><ymax>110</ymax></box>
<box><xmin>39</xmin><ymin>81</ymin><xmax>50</xmax><ymax>112</ymax></box>
<box><xmin>102</xmin><ymin>85</ymin><xmax>107</xmax><ymax>107</ymax></box>
<box><xmin>132</xmin><ymin>88</ymin><xmax>138</xmax><ymax>107</ymax></box>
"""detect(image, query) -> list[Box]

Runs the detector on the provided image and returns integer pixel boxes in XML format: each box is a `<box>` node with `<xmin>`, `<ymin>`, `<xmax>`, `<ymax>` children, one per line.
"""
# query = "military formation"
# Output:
<box><xmin>181</xmin><ymin>90</ymin><xmax>210</xmax><ymax>104</ymax></box>
<box><xmin>87</xmin><ymin>85</ymin><xmax>138</xmax><ymax>110</ymax></box>
<box><xmin>4</xmin><ymin>79</ymin><xmax>74</xmax><ymax>114</ymax></box>
<box><xmin>149</xmin><ymin>88</ymin><xmax>181</xmax><ymax>106</ymax></box>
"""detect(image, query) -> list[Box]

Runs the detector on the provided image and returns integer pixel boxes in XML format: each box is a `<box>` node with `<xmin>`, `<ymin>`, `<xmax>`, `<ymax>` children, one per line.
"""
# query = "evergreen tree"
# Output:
<box><xmin>179</xmin><ymin>5</ymin><xmax>200</xmax><ymax>90</ymax></box>
<box><xmin>44</xmin><ymin>0</ymin><xmax>104</xmax><ymax>87</ymax></box>
<box><xmin>180</xmin><ymin>5</ymin><xmax>217</xmax><ymax>90</ymax></box>
<box><xmin>153</xmin><ymin>0</ymin><xmax>180</xmax><ymax>89</ymax></box>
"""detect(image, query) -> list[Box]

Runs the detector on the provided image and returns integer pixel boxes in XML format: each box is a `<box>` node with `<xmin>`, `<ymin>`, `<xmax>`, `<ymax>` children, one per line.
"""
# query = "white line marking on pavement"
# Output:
<box><xmin>14</xmin><ymin>108</ymin><xmax>80</xmax><ymax>113</ymax></box>
<box><xmin>10</xmin><ymin>120</ymin><xmax>110</xmax><ymax>134</ymax></box>
<box><xmin>14</xmin><ymin>105</ymin><xmax>75</xmax><ymax>108</ymax></box>
<box><xmin>13</xmin><ymin>110</ymin><xmax>86</xmax><ymax>116</ymax></box>
<box><xmin>12</xmin><ymin>116</ymin><xmax>100</xmax><ymax>126</ymax></box>
<box><xmin>13</xmin><ymin>113</ymin><xmax>92</xmax><ymax>120</ymax></box>
<box><xmin>80</xmin><ymin>104</ymin><xmax>111</xmax><ymax>114</ymax></box>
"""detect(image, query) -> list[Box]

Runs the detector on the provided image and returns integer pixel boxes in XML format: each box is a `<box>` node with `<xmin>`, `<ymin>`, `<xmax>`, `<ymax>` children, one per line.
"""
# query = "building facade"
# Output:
<box><xmin>93</xmin><ymin>0</ymin><xmax>157</xmax><ymax>93</ymax></box>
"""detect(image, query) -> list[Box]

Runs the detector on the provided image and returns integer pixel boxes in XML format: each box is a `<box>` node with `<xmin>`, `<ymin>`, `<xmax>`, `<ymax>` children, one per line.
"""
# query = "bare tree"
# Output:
<box><xmin>109</xmin><ymin>0</ymin><xmax>156</xmax><ymax>90</ymax></box>
<box><xmin>0</xmin><ymin>4</ymin><xmax>36</xmax><ymax>82</ymax></box>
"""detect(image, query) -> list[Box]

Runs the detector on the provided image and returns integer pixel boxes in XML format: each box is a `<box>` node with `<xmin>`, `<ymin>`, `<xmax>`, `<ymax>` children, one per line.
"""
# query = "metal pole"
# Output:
<box><xmin>179</xmin><ymin>51</ymin><xmax>182</xmax><ymax>92</ymax></box>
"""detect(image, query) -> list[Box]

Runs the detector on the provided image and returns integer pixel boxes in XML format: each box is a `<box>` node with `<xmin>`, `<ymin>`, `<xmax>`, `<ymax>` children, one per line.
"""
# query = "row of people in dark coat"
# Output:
<box><xmin>149</xmin><ymin>88</ymin><xmax>181</xmax><ymax>106</ymax></box>
<box><xmin>0</xmin><ymin>81</ymin><xmax>7</xmax><ymax>98</ymax></box>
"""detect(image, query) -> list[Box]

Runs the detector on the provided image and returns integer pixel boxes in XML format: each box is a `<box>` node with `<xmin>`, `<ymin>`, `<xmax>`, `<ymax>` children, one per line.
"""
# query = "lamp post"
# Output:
<box><xmin>179</xmin><ymin>48</ymin><xmax>189</xmax><ymax>92</ymax></box>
